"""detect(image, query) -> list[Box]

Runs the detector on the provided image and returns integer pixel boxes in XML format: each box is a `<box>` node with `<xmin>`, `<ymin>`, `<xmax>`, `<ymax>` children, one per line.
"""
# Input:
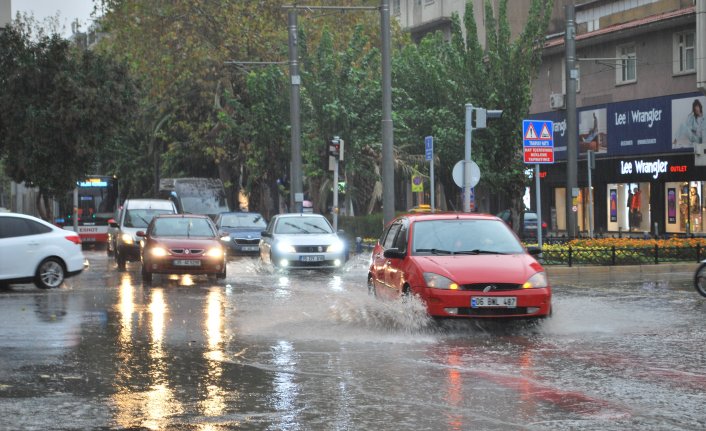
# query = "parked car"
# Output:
<box><xmin>0</xmin><ymin>212</ymin><xmax>86</xmax><ymax>289</ymax></box>
<box><xmin>496</xmin><ymin>209</ymin><xmax>548</xmax><ymax>240</ymax></box>
<box><xmin>108</xmin><ymin>199</ymin><xmax>178</xmax><ymax>270</ymax></box>
<box><xmin>215</xmin><ymin>212</ymin><xmax>267</xmax><ymax>255</ymax></box>
<box><xmin>368</xmin><ymin>212</ymin><xmax>552</xmax><ymax>319</ymax></box>
<box><xmin>259</xmin><ymin>213</ymin><xmax>347</xmax><ymax>270</ymax></box>
<box><xmin>138</xmin><ymin>214</ymin><xmax>226</xmax><ymax>284</ymax></box>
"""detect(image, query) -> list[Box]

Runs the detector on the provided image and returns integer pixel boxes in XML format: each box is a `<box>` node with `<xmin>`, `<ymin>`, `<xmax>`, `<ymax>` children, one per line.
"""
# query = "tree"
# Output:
<box><xmin>392</xmin><ymin>0</ymin><xmax>553</xmax><ymax>222</ymax></box>
<box><xmin>0</xmin><ymin>25</ymin><xmax>137</xmax><ymax>220</ymax></box>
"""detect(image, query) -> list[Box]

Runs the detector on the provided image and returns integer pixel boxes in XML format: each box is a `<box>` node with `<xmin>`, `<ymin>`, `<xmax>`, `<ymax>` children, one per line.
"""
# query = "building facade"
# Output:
<box><xmin>530</xmin><ymin>0</ymin><xmax>706</xmax><ymax>236</ymax></box>
<box><xmin>395</xmin><ymin>0</ymin><xmax>706</xmax><ymax>236</ymax></box>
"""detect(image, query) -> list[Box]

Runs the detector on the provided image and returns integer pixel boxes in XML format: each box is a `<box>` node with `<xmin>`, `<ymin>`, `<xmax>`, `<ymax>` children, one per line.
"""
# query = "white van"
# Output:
<box><xmin>108</xmin><ymin>199</ymin><xmax>177</xmax><ymax>270</ymax></box>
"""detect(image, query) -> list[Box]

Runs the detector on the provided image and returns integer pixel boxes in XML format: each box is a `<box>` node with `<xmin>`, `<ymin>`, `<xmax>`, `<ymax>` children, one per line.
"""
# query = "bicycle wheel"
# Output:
<box><xmin>693</xmin><ymin>263</ymin><xmax>706</xmax><ymax>297</ymax></box>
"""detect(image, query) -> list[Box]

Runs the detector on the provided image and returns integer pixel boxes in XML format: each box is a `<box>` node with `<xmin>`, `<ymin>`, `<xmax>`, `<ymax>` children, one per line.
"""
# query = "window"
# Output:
<box><xmin>0</xmin><ymin>217</ymin><xmax>51</xmax><ymax>238</ymax></box>
<box><xmin>382</xmin><ymin>223</ymin><xmax>402</xmax><ymax>250</ymax></box>
<box><xmin>392</xmin><ymin>0</ymin><xmax>400</xmax><ymax>16</ymax></box>
<box><xmin>673</xmin><ymin>31</ymin><xmax>695</xmax><ymax>74</ymax></box>
<box><xmin>616</xmin><ymin>44</ymin><xmax>636</xmax><ymax>84</ymax></box>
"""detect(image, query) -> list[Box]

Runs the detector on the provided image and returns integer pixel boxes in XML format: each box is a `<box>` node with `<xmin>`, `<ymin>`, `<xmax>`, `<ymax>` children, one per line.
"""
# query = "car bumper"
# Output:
<box><xmin>223</xmin><ymin>240</ymin><xmax>260</xmax><ymax>254</ymax></box>
<box><xmin>270</xmin><ymin>251</ymin><xmax>347</xmax><ymax>269</ymax></box>
<box><xmin>419</xmin><ymin>287</ymin><xmax>551</xmax><ymax>318</ymax></box>
<box><xmin>143</xmin><ymin>257</ymin><xmax>226</xmax><ymax>275</ymax></box>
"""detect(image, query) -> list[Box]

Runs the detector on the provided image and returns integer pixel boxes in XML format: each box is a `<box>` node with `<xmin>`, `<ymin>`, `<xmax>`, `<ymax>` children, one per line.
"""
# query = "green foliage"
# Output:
<box><xmin>0</xmin><ymin>25</ymin><xmax>137</xmax><ymax>219</ymax></box>
<box><xmin>392</xmin><ymin>0</ymin><xmax>553</xmax><ymax>214</ymax></box>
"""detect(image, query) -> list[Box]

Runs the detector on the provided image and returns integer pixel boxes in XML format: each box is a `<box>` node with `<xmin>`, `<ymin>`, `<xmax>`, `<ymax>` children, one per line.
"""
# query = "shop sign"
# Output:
<box><xmin>619</xmin><ymin>158</ymin><xmax>669</xmax><ymax>179</ymax></box>
<box><xmin>531</xmin><ymin>92</ymin><xmax>706</xmax><ymax>161</ymax></box>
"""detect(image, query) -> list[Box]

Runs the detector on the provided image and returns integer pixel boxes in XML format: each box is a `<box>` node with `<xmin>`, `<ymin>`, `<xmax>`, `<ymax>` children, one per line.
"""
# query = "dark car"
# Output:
<box><xmin>214</xmin><ymin>212</ymin><xmax>267</xmax><ymax>255</ymax></box>
<box><xmin>137</xmin><ymin>214</ymin><xmax>226</xmax><ymax>284</ymax></box>
<box><xmin>497</xmin><ymin>209</ymin><xmax>547</xmax><ymax>240</ymax></box>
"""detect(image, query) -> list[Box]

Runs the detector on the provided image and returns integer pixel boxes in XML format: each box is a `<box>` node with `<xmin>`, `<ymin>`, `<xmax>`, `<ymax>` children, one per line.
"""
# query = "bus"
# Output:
<box><xmin>159</xmin><ymin>177</ymin><xmax>230</xmax><ymax>219</ymax></box>
<box><xmin>60</xmin><ymin>175</ymin><xmax>119</xmax><ymax>246</ymax></box>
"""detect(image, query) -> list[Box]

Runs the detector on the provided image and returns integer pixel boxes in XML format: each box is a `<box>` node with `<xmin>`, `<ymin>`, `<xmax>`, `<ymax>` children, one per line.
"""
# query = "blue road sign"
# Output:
<box><xmin>522</xmin><ymin>120</ymin><xmax>554</xmax><ymax>164</ymax></box>
<box><xmin>425</xmin><ymin>136</ymin><xmax>433</xmax><ymax>161</ymax></box>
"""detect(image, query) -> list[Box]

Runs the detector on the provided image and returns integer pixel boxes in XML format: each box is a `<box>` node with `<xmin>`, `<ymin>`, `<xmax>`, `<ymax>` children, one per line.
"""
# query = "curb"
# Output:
<box><xmin>545</xmin><ymin>262</ymin><xmax>697</xmax><ymax>280</ymax></box>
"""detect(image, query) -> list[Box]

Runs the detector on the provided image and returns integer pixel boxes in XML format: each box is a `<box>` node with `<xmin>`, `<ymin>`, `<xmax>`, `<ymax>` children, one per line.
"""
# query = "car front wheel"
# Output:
<box><xmin>35</xmin><ymin>257</ymin><xmax>65</xmax><ymax>289</ymax></box>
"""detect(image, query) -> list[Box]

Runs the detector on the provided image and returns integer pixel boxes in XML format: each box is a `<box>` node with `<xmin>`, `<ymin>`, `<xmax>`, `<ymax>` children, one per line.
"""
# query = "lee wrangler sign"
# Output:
<box><xmin>619</xmin><ymin>158</ymin><xmax>670</xmax><ymax>179</ymax></box>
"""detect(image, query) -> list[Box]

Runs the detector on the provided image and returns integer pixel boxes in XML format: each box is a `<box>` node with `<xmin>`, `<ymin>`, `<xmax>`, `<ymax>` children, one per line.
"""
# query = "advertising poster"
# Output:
<box><xmin>578</xmin><ymin>108</ymin><xmax>608</xmax><ymax>154</ymax></box>
<box><xmin>672</xmin><ymin>95</ymin><xmax>706</xmax><ymax>148</ymax></box>
<box><xmin>668</xmin><ymin>188</ymin><xmax>676</xmax><ymax>224</ymax></box>
<box><xmin>610</xmin><ymin>189</ymin><xmax>617</xmax><ymax>222</ymax></box>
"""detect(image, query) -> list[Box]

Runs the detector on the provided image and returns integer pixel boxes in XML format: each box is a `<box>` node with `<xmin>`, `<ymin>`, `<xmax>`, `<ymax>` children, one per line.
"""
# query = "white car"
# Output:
<box><xmin>0</xmin><ymin>212</ymin><xmax>86</xmax><ymax>289</ymax></box>
<box><xmin>259</xmin><ymin>213</ymin><xmax>348</xmax><ymax>270</ymax></box>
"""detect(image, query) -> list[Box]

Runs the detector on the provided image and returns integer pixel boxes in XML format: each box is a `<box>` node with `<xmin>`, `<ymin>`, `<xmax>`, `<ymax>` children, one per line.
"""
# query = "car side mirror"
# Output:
<box><xmin>136</xmin><ymin>231</ymin><xmax>146</xmax><ymax>238</ymax></box>
<box><xmin>383</xmin><ymin>248</ymin><xmax>406</xmax><ymax>259</ymax></box>
<box><xmin>526</xmin><ymin>246</ymin><xmax>542</xmax><ymax>256</ymax></box>
<box><xmin>261</xmin><ymin>231</ymin><xmax>271</xmax><ymax>238</ymax></box>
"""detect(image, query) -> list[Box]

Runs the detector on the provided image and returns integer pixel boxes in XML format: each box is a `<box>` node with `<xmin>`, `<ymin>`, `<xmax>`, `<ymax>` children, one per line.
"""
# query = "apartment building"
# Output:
<box><xmin>395</xmin><ymin>0</ymin><xmax>706</xmax><ymax>236</ymax></box>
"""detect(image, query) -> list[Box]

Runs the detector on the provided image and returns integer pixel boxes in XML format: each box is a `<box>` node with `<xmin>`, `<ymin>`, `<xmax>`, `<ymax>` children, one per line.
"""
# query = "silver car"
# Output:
<box><xmin>259</xmin><ymin>213</ymin><xmax>347</xmax><ymax>270</ymax></box>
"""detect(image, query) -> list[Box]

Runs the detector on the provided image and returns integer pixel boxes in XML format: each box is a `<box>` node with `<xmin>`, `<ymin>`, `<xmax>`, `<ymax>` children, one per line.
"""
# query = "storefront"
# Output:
<box><xmin>531</xmin><ymin>91</ymin><xmax>706</xmax><ymax>236</ymax></box>
<box><xmin>538</xmin><ymin>154</ymin><xmax>706</xmax><ymax>236</ymax></box>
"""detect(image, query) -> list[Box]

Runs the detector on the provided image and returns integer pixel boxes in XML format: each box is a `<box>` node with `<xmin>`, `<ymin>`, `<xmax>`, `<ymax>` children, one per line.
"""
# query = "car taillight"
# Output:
<box><xmin>65</xmin><ymin>235</ymin><xmax>82</xmax><ymax>245</ymax></box>
<box><xmin>541</xmin><ymin>222</ymin><xmax>547</xmax><ymax>229</ymax></box>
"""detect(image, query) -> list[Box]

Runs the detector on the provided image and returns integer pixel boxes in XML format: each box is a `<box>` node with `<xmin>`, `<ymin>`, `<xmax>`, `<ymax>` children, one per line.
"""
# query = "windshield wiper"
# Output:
<box><xmin>415</xmin><ymin>248</ymin><xmax>452</xmax><ymax>255</ymax></box>
<box><xmin>303</xmin><ymin>222</ymin><xmax>329</xmax><ymax>233</ymax></box>
<box><xmin>454</xmin><ymin>249</ymin><xmax>506</xmax><ymax>255</ymax></box>
<box><xmin>284</xmin><ymin>222</ymin><xmax>309</xmax><ymax>233</ymax></box>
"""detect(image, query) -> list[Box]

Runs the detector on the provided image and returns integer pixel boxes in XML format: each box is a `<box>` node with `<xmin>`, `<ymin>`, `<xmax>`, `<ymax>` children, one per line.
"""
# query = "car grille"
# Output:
<box><xmin>456</xmin><ymin>307</ymin><xmax>530</xmax><ymax>316</ymax></box>
<box><xmin>234</xmin><ymin>238</ymin><xmax>259</xmax><ymax>245</ymax></box>
<box><xmin>170</xmin><ymin>248</ymin><xmax>205</xmax><ymax>255</ymax></box>
<box><xmin>294</xmin><ymin>245</ymin><xmax>328</xmax><ymax>253</ymax></box>
<box><xmin>460</xmin><ymin>283</ymin><xmax>522</xmax><ymax>291</ymax></box>
<box><xmin>288</xmin><ymin>260</ymin><xmax>336</xmax><ymax>268</ymax></box>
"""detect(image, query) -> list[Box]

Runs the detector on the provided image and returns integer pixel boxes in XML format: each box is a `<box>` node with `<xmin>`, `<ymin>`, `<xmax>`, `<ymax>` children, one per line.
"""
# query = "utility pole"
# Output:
<box><xmin>565</xmin><ymin>4</ymin><xmax>578</xmax><ymax>238</ymax></box>
<box><xmin>381</xmin><ymin>0</ymin><xmax>395</xmax><ymax>225</ymax></box>
<box><xmin>288</xmin><ymin>10</ymin><xmax>303</xmax><ymax>214</ymax></box>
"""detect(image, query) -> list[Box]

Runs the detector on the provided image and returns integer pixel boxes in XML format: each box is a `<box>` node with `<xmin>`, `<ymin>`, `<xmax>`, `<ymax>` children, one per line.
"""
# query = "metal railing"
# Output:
<box><xmin>539</xmin><ymin>244</ymin><xmax>704</xmax><ymax>267</ymax></box>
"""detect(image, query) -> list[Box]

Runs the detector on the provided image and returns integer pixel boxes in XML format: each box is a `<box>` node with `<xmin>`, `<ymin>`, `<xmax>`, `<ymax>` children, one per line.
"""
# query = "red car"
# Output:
<box><xmin>137</xmin><ymin>214</ymin><xmax>226</xmax><ymax>284</ymax></box>
<box><xmin>368</xmin><ymin>213</ymin><xmax>551</xmax><ymax>319</ymax></box>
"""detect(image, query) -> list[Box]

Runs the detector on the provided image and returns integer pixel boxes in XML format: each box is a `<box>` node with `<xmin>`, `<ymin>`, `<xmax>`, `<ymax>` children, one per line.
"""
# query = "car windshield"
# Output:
<box><xmin>412</xmin><ymin>219</ymin><xmax>525</xmax><ymax>255</ymax></box>
<box><xmin>274</xmin><ymin>217</ymin><xmax>333</xmax><ymax>234</ymax></box>
<box><xmin>124</xmin><ymin>209</ymin><xmax>175</xmax><ymax>228</ymax></box>
<box><xmin>218</xmin><ymin>213</ymin><xmax>266</xmax><ymax>229</ymax></box>
<box><xmin>151</xmin><ymin>217</ymin><xmax>216</xmax><ymax>237</ymax></box>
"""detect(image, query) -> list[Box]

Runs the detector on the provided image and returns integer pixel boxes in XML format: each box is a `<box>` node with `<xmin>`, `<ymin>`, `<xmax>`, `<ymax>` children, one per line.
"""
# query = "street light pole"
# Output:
<box><xmin>565</xmin><ymin>4</ymin><xmax>578</xmax><ymax>238</ymax></box>
<box><xmin>288</xmin><ymin>10</ymin><xmax>303</xmax><ymax>214</ymax></box>
<box><xmin>381</xmin><ymin>0</ymin><xmax>395</xmax><ymax>225</ymax></box>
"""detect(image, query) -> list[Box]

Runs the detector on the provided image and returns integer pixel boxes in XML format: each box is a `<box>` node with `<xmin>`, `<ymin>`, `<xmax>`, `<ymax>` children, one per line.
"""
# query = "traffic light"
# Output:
<box><xmin>329</xmin><ymin>136</ymin><xmax>341</xmax><ymax>158</ymax></box>
<box><xmin>475</xmin><ymin>108</ymin><xmax>503</xmax><ymax>129</ymax></box>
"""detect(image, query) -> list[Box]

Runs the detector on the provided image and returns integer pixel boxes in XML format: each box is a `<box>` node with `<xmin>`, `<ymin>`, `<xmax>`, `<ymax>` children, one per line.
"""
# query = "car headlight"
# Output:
<box><xmin>220</xmin><ymin>235</ymin><xmax>231</xmax><ymax>243</ymax></box>
<box><xmin>276</xmin><ymin>241</ymin><xmax>296</xmax><ymax>253</ymax></box>
<box><xmin>327</xmin><ymin>239</ymin><xmax>344</xmax><ymax>253</ymax></box>
<box><xmin>423</xmin><ymin>272</ymin><xmax>459</xmax><ymax>290</ymax></box>
<box><xmin>150</xmin><ymin>247</ymin><xmax>168</xmax><ymax>257</ymax></box>
<box><xmin>522</xmin><ymin>271</ymin><xmax>548</xmax><ymax>289</ymax></box>
<box><xmin>121</xmin><ymin>233</ymin><xmax>134</xmax><ymax>245</ymax></box>
<box><xmin>206</xmin><ymin>247</ymin><xmax>224</xmax><ymax>258</ymax></box>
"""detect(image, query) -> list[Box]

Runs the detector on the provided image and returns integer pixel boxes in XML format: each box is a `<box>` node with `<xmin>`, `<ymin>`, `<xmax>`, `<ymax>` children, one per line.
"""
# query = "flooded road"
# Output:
<box><xmin>1</xmin><ymin>251</ymin><xmax>705</xmax><ymax>430</ymax></box>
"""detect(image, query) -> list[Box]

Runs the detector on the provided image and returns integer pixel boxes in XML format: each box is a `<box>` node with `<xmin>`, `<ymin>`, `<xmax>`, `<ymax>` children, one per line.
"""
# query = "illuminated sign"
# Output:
<box><xmin>619</xmin><ymin>159</ymin><xmax>669</xmax><ymax>179</ymax></box>
<box><xmin>78</xmin><ymin>178</ymin><xmax>108</xmax><ymax>187</ymax></box>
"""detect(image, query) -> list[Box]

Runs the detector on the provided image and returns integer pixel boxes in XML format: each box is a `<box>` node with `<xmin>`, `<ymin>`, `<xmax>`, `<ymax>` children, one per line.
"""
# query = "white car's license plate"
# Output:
<box><xmin>471</xmin><ymin>296</ymin><xmax>517</xmax><ymax>308</ymax></box>
<box><xmin>241</xmin><ymin>246</ymin><xmax>258</xmax><ymax>252</ymax></box>
<box><xmin>300</xmin><ymin>255</ymin><xmax>324</xmax><ymax>262</ymax></box>
<box><xmin>174</xmin><ymin>259</ymin><xmax>201</xmax><ymax>267</ymax></box>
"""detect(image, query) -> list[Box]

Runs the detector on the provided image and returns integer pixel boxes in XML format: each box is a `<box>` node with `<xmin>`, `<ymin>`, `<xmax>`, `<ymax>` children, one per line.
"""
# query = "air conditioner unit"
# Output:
<box><xmin>549</xmin><ymin>93</ymin><xmax>565</xmax><ymax>110</ymax></box>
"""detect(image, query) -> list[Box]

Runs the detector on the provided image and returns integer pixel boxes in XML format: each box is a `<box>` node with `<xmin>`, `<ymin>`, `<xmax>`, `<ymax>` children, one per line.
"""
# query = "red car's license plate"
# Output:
<box><xmin>471</xmin><ymin>296</ymin><xmax>517</xmax><ymax>308</ymax></box>
<box><xmin>174</xmin><ymin>259</ymin><xmax>201</xmax><ymax>267</ymax></box>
